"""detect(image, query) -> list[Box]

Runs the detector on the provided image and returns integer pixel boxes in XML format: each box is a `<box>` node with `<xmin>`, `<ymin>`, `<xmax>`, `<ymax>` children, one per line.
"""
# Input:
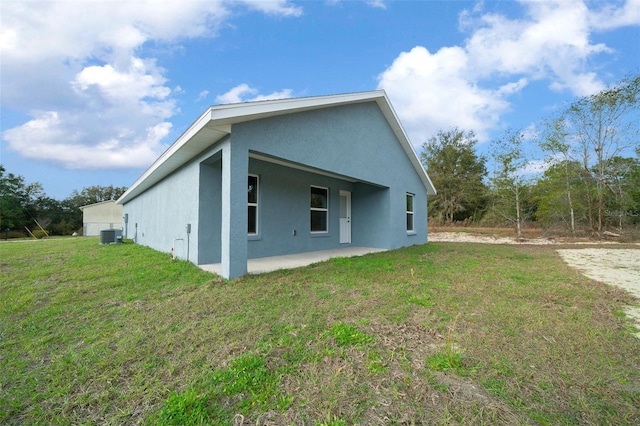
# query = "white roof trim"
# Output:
<box><xmin>79</xmin><ymin>199</ymin><xmax>118</xmax><ymax>210</ymax></box>
<box><xmin>117</xmin><ymin>90</ymin><xmax>436</xmax><ymax>204</ymax></box>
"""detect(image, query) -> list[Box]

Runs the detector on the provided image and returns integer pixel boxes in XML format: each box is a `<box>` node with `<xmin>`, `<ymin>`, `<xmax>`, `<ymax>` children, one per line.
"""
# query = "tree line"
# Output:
<box><xmin>422</xmin><ymin>74</ymin><xmax>640</xmax><ymax>238</ymax></box>
<box><xmin>0</xmin><ymin>165</ymin><xmax>126</xmax><ymax>237</ymax></box>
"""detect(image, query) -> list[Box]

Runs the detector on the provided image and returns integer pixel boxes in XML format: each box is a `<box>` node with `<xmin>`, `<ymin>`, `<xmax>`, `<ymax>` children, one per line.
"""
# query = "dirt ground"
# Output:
<box><xmin>557</xmin><ymin>248</ymin><xmax>640</xmax><ymax>338</ymax></box>
<box><xmin>430</xmin><ymin>232</ymin><xmax>640</xmax><ymax>338</ymax></box>
<box><xmin>429</xmin><ymin>232</ymin><xmax>557</xmax><ymax>245</ymax></box>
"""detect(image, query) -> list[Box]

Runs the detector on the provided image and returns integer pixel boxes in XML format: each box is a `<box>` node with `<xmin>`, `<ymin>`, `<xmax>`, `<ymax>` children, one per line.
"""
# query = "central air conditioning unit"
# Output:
<box><xmin>100</xmin><ymin>229</ymin><xmax>123</xmax><ymax>244</ymax></box>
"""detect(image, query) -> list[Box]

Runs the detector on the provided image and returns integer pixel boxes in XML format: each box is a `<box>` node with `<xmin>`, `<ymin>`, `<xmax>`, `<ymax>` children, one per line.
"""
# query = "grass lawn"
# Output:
<box><xmin>1</xmin><ymin>238</ymin><xmax>639</xmax><ymax>425</ymax></box>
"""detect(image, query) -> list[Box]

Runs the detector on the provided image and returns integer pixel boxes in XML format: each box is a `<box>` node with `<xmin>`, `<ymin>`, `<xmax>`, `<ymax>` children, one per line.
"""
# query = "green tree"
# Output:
<box><xmin>489</xmin><ymin>129</ymin><xmax>535</xmax><ymax>238</ymax></box>
<box><xmin>603</xmin><ymin>156</ymin><xmax>640</xmax><ymax>230</ymax></box>
<box><xmin>566</xmin><ymin>73</ymin><xmax>640</xmax><ymax>235</ymax></box>
<box><xmin>421</xmin><ymin>128</ymin><xmax>488</xmax><ymax>224</ymax></box>
<box><xmin>0</xmin><ymin>169</ymin><xmax>129</xmax><ymax>236</ymax></box>
<box><xmin>533</xmin><ymin>161</ymin><xmax>589</xmax><ymax>235</ymax></box>
<box><xmin>538</xmin><ymin>116</ymin><xmax>581</xmax><ymax>236</ymax></box>
<box><xmin>67</xmin><ymin>185</ymin><xmax>128</xmax><ymax>207</ymax></box>
<box><xmin>33</xmin><ymin>195</ymin><xmax>81</xmax><ymax>235</ymax></box>
<box><xmin>0</xmin><ymin>165</ymin><xmax>29</xmax><ymax>231</ymax></box>
<box><xmin>0</xmin><ymin>165</ymin><xmax>48</xmax><ymax>233</ymax></box>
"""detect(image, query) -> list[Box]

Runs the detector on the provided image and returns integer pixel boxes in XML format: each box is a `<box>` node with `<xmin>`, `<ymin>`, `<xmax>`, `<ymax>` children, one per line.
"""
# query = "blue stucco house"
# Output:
<box><xmin>117</xmin><ymin>91</ymin><xmax>436</xmax><ymax>279</ymax></box>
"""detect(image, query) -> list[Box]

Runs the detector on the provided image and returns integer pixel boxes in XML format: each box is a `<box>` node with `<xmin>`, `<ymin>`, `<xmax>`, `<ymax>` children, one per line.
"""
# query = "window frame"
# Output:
<box><xmin>248</xmin><ymin>174</ymin><xmax>259</xmax><ymax>236</ymax></box>
<box><xmin>406</xmin><ymin>192</ymin><xmax>415</xmax><ymax>233</ymax></box>
<box><xmin>310</xmin><ymin>185</ymin><xmax>329</xmax><ymax>234</ymax></box>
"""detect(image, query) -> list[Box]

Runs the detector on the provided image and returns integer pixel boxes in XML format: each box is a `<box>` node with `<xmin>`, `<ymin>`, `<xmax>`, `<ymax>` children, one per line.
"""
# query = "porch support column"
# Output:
<box><xmin>221</xmin><ymin>140</ymin><xmax>248</xmax><ymax>279</ymax></box>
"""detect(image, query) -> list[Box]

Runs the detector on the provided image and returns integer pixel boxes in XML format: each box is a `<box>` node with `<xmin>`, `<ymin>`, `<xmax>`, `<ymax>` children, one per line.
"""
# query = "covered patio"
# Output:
<box><xmin>200</xmin><ymin>246</ymin><xmax>387</xmax><ymax>276</ymax></box>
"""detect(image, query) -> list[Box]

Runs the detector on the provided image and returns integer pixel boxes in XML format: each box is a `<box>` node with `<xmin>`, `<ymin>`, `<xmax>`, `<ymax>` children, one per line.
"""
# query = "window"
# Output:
<box><xmin>248</xmin><ymin>175</ymin><xmax>258</xmax><ymax>235</ymax></box>
<box><xmin>406</xmin><ymin>193</ymin><xmax>414</xmax><ymax>232</ymax></box>
<box><xmin>310</xmin><ymin>186</ymin><xmax>328</xmax><ymax>233</ymax></box>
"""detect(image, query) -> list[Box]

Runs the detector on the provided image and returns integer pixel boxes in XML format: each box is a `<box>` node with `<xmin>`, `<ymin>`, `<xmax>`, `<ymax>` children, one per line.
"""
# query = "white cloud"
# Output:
<box><xmin>590</xmin><ymin>0</ymin><xmax>640</xmax><ymax>30</ymax></box>
<box><xmin>250</xmin><ymin>89</ymin><xmax>295</xmax><ymax>102</ymax></box>
<box><xmin>519</xmin><ymin>159</ymin><xmax>550</xmax><ymax>176</ymax></box>
<box><xmin>3</xmin><ymin>54</ymin><xmax>178</xmax><ymax>169</ymax></box>
<box><xmin>366</xmin><ymin>0</ymin><xmax>387</xmax><ymax>10</ymax></box>
<box><xmin>327</xmin><ymin>0</ymin><xmax>386</xmax><ymax>9</ymax></box>
<box><xmin>197</xmin><ymin>90</ymin><xmax>210</xmax><ymax>102</ymax></box>
<box><xmin>73</xmin><ymin>58</ymin><xmax>172</xmax><ymax>106</ymax></box>
<box><xmin>239</xmin><ymin>0</ymin><xmax>303</xmax><ymax>17</ymax></box>
<box><xmin>378</xmin><ymin>46</ymin><xmax>514</xmax><ymax>143</ymax></box>
<box><xmin>0</xmin><ymin>1</ymin><xmax>230</xmax><ymax>66</ymax></box>
<box><xmin>0</xmin><ymin>0</ymin><xmax>301</xmax><ymax>170</ymax></box>
<box><xmin>464</xmin><ymin>1</ymin><xmax>611</xmax><ymax>95</ymax></box>
<box><xmin>216</xmin><ymin>84</ymin><xmax>293</xmax><ymax>104</ymax></box>
<box><xmin>216</xmin><ymin>84</ymin><xmax>257</xmax><ymax>104</ymax></box>
<box><xmin>378</xmin><ymin>0</ymin><xmax>638</xmax><ymax>147</ymax></box>
<box><xmin>2</xmin><ymin>111</ymin><xmax>171</xmax><ymax>169</ymax></box>
<box><xmin>520</xmin><ymin>124</ymin><xmax>539</xmax><ymax>143</ymax></box>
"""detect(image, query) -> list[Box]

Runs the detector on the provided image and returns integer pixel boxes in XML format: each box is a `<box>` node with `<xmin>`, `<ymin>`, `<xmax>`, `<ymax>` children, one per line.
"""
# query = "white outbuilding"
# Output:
<box><xmin>79</xmin><ymin>200</ymin><xmax>123</xmax><ymax>236</ymax></box>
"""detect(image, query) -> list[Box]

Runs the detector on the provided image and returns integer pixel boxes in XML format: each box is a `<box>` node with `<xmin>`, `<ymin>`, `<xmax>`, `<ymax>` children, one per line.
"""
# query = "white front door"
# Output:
<box><xmin>339</xmin><ymin>190</ymin><xmax>351</xmax><ymax>244</ymax></box>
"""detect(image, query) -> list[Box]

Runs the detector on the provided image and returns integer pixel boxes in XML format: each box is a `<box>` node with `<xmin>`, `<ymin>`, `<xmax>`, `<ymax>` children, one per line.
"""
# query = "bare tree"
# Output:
<box><xmin>490</xmin><ymin>129</ymin><xmax>534</xmax><ymax>238</ymax></box>
<box><xmin>566</xmin><ymin>74</ymin><xmax>640</xmax><ymax>236</ymax></box>
<box><xmin>538</xmin><ymin>117</ymin><xmax>578</xmax><ymax>236</ymax></box>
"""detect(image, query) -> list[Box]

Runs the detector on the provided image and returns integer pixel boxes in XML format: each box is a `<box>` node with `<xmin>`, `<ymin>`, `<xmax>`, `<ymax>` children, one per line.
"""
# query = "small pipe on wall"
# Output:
<box><xmin>172</xmin><ymin>238</ymin><xmax>184</xmax><ymax>260</ymax></box>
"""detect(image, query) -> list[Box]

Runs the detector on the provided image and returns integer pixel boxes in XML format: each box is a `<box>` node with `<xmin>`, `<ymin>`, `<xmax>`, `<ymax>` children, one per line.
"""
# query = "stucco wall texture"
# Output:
<box><xmin>122</xmin><ymin>100</ymin><xmax>428</xmax><ymax>278</ymax></box>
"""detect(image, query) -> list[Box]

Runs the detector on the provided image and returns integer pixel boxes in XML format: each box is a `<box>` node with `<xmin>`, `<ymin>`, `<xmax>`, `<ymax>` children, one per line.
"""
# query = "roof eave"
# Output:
<box><xmin>117</xmin><ymin>90</ymin><xmax>436</xmax><ymax>204</ymax></box>
<box><xmin>374</xmin><ymin>93</ymin><xmax>437</xmax><ymax>195</ymax></box>
<box><xmin>117</xmin><ymin>109</ymin><xmax>230</xmax><ymax>204</ymax></box>
<box><xmin>79</xmin><ymin>199</ymin><xmax>118</xmax><ymax>210</ymax></box>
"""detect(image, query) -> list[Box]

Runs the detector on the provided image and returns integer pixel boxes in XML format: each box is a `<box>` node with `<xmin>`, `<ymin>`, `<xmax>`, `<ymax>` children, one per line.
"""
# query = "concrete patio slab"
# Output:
<box><xmin>200</xmin><ymin>246</ymin><xmax>387</xmax><ymax>276</ymax></box>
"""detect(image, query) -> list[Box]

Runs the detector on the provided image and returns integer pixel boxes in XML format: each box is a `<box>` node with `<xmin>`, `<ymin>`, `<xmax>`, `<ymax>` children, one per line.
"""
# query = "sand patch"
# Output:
<box><xmin>428</xmin><ymin>232</ymin><xmax>555</xmax><ymax>245</ymax></box>
<box><xmin>557</xmin><ymin>249</ymin><xmax>640</xmax><ymax>338</ymax></box>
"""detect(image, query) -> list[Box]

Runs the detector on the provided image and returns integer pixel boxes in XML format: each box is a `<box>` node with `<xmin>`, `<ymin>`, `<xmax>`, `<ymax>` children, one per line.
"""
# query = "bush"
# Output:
<box><xmin>32</xmin><ymin>230</ymin><xmax>49</xmax><ymax>239</ymax></box>
<box><xmin>50</xmin><ymin>219</ymin><xmax>79</xmax><ymax>236</ymax></box>
<box><xmin>1</xmin><ymin>230</ymin><xmax>27</xmax><ymax>240</ymax></box>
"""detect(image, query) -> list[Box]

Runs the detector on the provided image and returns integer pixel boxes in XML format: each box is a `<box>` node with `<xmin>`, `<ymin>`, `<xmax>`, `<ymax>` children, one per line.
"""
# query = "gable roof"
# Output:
<box><xmin>117</xmin><ymin>90</ymin><xmax>436</xmax><ymax>204</ymax></box>
<box><xmin>79</xmin><ymin>199</ymin><xmax>118</xmax><ymax>210</ymax></box>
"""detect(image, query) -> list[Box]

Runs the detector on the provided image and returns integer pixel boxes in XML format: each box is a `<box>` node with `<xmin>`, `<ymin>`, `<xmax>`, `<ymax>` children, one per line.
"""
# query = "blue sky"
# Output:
<box><xmin>1</xmin><ymin>0</ymin><xmax>639</xmax><ymax>200</ymax></box>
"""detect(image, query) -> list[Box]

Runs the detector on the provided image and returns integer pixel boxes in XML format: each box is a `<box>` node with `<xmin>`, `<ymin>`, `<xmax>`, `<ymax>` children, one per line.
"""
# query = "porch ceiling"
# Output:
<box><xmin>249</xmin><ymin>152</ymin><xmax>387</xmax><ymax>187</ymax></box>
